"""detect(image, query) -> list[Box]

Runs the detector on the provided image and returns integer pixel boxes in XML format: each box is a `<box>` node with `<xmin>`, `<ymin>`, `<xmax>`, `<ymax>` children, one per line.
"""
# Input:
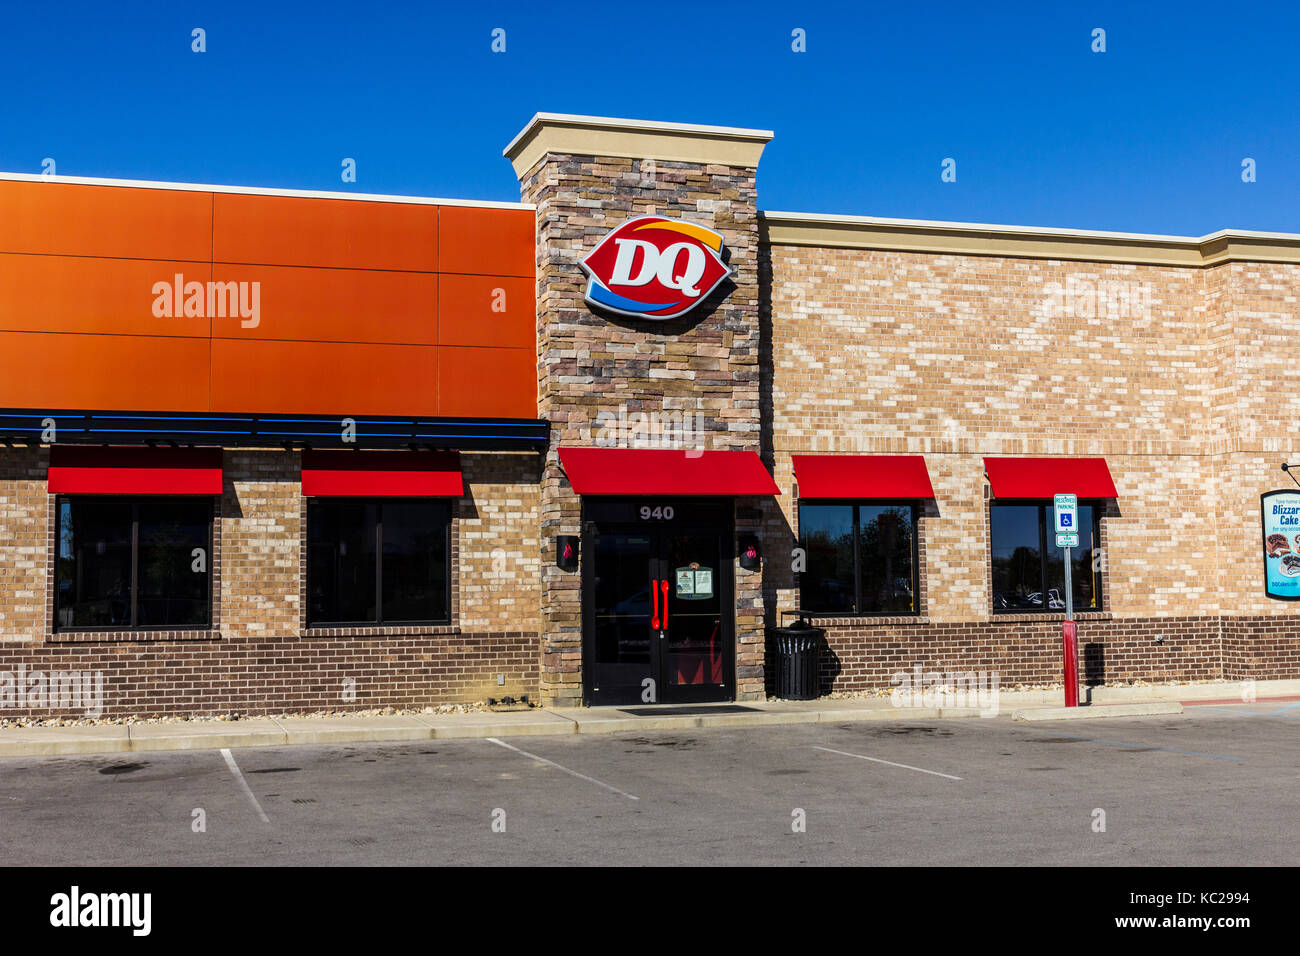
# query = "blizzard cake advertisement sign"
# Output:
<box><xmin>1262</xmin><ymin>490</ymin><xmax>1300</xmax><ymax>599</ymax></box>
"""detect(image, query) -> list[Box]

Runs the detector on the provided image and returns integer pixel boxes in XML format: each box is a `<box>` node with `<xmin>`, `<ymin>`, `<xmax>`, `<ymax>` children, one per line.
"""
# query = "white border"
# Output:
<box><xmin>761</xmin><ymin>210</ymin><xmax>1300</xmax><ymax>246</ymax></box>
<box><xmin>0</xmin><ymin>171</ymin><xmax>533</xmax><ymax>210</ymax></box>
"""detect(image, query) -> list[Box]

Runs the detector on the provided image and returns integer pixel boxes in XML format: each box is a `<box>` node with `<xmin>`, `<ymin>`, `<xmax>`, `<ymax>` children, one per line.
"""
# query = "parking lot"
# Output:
<box><xmin>1</xmin><ymin>701</ymin><xmax>1296</xmax><ymax>866</ymax></box>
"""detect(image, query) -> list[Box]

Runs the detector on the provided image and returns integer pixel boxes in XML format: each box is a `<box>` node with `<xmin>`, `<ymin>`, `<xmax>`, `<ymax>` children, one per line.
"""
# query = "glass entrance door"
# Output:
<box><xmin>662</xmin><ymin>530</ymin><xmax>727</xmax><ymax>700</ymax></box>
<box><xmin>589</xmin><ymin>530</ymin><xmax>654</xmax><ymax>705</ymax></box>
<box><xmin>583</xmin><ymin>499</ymin><xmax>734</xmax><ymax>706</ymax></box>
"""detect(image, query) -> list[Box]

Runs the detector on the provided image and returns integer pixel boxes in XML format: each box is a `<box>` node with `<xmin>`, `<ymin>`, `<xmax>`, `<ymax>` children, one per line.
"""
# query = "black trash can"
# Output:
<box><xmin>770</xmin><ymin>619</ymin><xmax>824</xmax><ymax>700</ymax></box>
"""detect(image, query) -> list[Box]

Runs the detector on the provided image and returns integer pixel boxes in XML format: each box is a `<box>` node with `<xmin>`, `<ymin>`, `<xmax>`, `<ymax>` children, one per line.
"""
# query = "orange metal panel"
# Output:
<box><xmin>0</xmin><ymin>331</ymin><xmax>210</xmax><ymax>411</ymax></box>
<box><xmin>0</xmin><ymin>254</ymin><xmax>211</xmax><ymax>338</ymax></box>
<box><xmin>0</xmin><ymin>180</ymin><xmax>212</xmax><ymax>262</ymax></box>
<box><xmin>211</xmin><ymin>264</ymin><xmax>437</xmax><ymax>345</ymax></box>
<box><xmin>210</xmin><ymin>338</ymin><xmax>439</xmax><ymax>416</ymax></box>
<box><xmin>437</xmin><ymin>346</ymin><xmax>536</xmax><ymax>418</ymax></box>
<box><xmin>212</xmin><ymin>193</ymin><xmax>439</xmax><ymax>272</ymax></box>
<box><xmin>437</xmin><ymin>274</ymin><xmax>533</xmax><ymax>349</ymax></box>
<box><xmin>437</xmin><ymin>206</ymin><xmax>534</xmax><ymax>278</ymax></box>
<box><xmin>0</xmin><ymin>182</ymin><xmax>539</xmax><ymax>422</ymax></box>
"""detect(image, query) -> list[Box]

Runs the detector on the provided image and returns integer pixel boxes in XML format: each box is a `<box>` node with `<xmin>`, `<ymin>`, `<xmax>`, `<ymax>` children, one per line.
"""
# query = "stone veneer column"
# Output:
<box><xmin>505</xmin><ymin>114</ymin><xmax>773</xmax><ymax>706</ymax></box>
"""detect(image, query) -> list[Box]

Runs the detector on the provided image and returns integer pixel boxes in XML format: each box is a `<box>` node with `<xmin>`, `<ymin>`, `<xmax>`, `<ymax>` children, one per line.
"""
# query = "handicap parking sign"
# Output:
<box><xmin>1053</xmin><ymin>494</ymin><xmax>1078</xmax><ymax>539</ymax></box>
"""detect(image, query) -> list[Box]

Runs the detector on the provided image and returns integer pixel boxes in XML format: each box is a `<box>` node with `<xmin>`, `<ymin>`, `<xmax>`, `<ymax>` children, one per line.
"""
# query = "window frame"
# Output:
<box><xmin>304</xmin><ymin>497</ymin><xmax>453</xmax><ymax>628</ymax></box>
<box><xmin>53</xmin><ymin>494</ymin><xmax>215</xmax><ymax>633</ymax></box>
<box><xmin>796</xmin><ymin>498</ymin><xmax>921</xmax><ymax>617</ymax></box>
<box><xmin>989</xmin><ymin>498</ymin><xmax>1104</xmax><ymax>615</ymax></box>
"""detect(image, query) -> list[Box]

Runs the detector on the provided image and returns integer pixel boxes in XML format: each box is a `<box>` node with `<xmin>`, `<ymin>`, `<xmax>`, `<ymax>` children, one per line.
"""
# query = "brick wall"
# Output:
<box><xmin>0</xmin><ymin>448</ymin><xmax>540</xmax><ymax>719</ymax></box>
<box><xmin>519</xmin><ymin>152</ymin><xmax>765</xmax><ymax>704</ymax></box>
<box><xmin>0</xmin><ymin>447</ymin><xmax>48</xmax><ymax>645</ymax></box>
<box><xmin>764</xmin><ymin>244</ymin><xmax>1300</xmax><ymax>686</ymax></box>
<box><xmin>1208</xmin><ymin>262</ymin><xmax>1300</xmax><ymax>616</ymax></box>
<box><xmin>792</xmin><ymin>616</ymin><xmax>1222</xmax><ymax>696</ymax></box>
<box><xmin>6</xmin><ymin>160</ymin><xmax>1300</xmax><ymax>715</ymax></box>
<box><xmin>0</xmin><ymin>632</ymin><xmax>540</xmax><ymax>720</ymax></box>
<box><xmin>455</xmin><ymin>451</ymin><xmax>541</xmax><ymax>633</ymax></box>
<box><xmin>1223</xmin><ymin>615</ymin><xmax>1300</xmax><ymax>680</ymax></box>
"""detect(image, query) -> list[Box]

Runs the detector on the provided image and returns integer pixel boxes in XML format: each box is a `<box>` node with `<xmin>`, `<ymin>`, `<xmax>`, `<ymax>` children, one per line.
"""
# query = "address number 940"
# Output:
<box><xmin>640</xmin><ymin>505</ymin><xmax>675</xmax><ymax>521</ymax></box>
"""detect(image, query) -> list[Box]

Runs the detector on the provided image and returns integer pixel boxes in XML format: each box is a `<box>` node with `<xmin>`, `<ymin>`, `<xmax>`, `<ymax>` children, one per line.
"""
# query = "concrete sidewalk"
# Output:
<box><xmin>0</xmin><ymin>679</ymin><xmax>1291</xmax><ymax>758</ymax></box>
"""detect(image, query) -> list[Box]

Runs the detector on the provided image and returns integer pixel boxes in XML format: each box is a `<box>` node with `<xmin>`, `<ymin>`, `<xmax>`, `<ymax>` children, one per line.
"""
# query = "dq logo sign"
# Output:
<box><xmin>580</xmin><ymin>216</ymin><xmax>733</xmax><ymax>320</ymax></box>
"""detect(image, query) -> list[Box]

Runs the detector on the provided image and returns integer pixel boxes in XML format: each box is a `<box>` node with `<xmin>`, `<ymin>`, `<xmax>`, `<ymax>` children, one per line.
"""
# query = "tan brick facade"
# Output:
<box><xmin>0</xmin><ymin>447</ymin><xmax>49</xmax><ymax>645</ymax></box>
<box><xmin>766</xmin><ymin>243</ymin><xmax>1300</xmax><ymax>685</ymax></box>
<box><xmin>0</xmin><ymin>449</ymin><xmax>539</xmax><ymax>718</ymax></box>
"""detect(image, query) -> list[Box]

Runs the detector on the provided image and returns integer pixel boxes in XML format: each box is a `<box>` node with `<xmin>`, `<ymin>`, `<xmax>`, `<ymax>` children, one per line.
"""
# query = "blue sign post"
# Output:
<box><xmin>1053</xmin><ymin>493</ymin><xmax>1080</xmax><ymax>706</ymax></box>
<box><xmin>1053</xmin><ymin>494</ymin><xmax>1078</xmax><ymax>618</ymax></box>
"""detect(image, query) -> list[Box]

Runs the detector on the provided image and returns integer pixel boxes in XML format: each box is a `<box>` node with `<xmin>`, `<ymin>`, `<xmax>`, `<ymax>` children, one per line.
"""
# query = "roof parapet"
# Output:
<box><xmin>504</xmin><ymin>113</ymin><xmax>773</xmax><ymax>178</ymax></box>
<box><xmin>760</xmin><ymin>210</ymin><xmax>1300</xmax><ymax>267</ymax></box>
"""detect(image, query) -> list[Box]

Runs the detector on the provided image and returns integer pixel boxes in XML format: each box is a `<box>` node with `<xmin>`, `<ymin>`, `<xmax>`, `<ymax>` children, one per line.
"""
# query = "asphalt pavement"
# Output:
<box><xmin>1</xmin><ymin>700</ymin><xmax>1295</xmax><ymax>866</ymax></box>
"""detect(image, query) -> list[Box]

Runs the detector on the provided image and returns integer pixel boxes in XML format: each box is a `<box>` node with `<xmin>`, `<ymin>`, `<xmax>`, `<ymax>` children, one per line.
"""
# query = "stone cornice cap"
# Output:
<box><xmin>761</xmin><ymin>211</ymin><xmax>1300</xmax><ymax>267</ymax></box>
<box><xmin>504</xmin><ymin>113</ymin><xmax>774</xmax><ymax>178</ymax></box>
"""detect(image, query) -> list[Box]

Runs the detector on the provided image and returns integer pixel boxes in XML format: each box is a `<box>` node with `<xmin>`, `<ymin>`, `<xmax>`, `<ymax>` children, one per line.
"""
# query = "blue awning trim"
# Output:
<box><xmin>0</xmin><ymin>409</ymin><xmax>549</xmax><ymax>452</ymax></box>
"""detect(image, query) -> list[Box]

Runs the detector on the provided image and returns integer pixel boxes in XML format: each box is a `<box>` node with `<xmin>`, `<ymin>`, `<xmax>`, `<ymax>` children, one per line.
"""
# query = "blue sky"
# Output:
<box><xmin>2</xmin><ymin>1</ymin><xmax>1297</xmax><ymax>235</ymax></box>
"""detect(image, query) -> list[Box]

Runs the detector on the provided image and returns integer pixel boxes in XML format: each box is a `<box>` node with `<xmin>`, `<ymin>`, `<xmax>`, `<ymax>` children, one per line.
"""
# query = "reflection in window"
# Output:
<box><xmin>991</xmin><ymin>503</ymin><xmax>1102</xmax><ymax>613</ymax></box>
<box><xmin>799</xmin><ymin>504</ymin><xmax>855</xmax><ymax>613</ymax></box>
<box><xmin>859</xmin><ymin>506</ymin><xmax>915</xmax><ymax>615</ymax></box>
<box><xmin>56</xmin><ymin>497</ymin><xmax>212</xmax><ymax>630</ymax></box>
<box><xmin>307</xmin><ymin>499</ymin><xmax>450</xmax><ymax>626</ymax></box>
<box><xmin>799</xmin><ymin>503</ymin><xmax>918</xmax><ymax>615</ymax></box>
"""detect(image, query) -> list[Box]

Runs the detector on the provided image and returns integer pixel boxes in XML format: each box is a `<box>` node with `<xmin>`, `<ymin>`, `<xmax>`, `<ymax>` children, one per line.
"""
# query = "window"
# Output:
<box><xmin>306</xmin><ymin>499</ymin><xmax>451</xmax><ymax>626</ymax></box>
<box><xmin>798</xmin><ymin>502</ymin><xmax>918</xmax><ymax>615</ymax></box>
<box><xmin>55</xmin><ymin>496</ymin><xmax>213</xmax><ymax>630</ymax></box>
<box><xmin>990</xmin><ymin>502</ymin><xmax>1102</xmax><ymax>613</ymax></box>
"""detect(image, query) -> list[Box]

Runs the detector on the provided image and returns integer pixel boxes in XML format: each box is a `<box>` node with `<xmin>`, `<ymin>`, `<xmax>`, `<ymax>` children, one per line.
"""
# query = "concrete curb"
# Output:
<box><xmin>1007</xmin><ymin>679</ymin><xmax>1300</xmax><ymax>706</ymax></box>
<box><xmin>129</xmin><ymin>717</ymin><xmax>287</xmax><ymax>752</ymax></box>
<box><xmin>427</xmin><ymin>719</ymin><xmax>579</xmax><ymax>740</ymax></box>
<box><xmin>2</xmin><ymin>680</ymin><xmax>1268</xmax><ymax>757</ymax></box>
<box><xmin>275</xmin><ymin>716</ymin><xmax>435</xmax><ymax>747</ymax></box>
<box><xmin>0</xmin><ymin>727</ymin><xmax>132</xmax><ymax>757</ymax></box>
<box><xmin>0</xmin><ymin>706</ymin><xmax>1047</xmax><ymax>755</ymax></box>
<box><xmin>1013</xmin><ymin>702</ymin><xmax>1185</xmax><ymax>721</ymax></box>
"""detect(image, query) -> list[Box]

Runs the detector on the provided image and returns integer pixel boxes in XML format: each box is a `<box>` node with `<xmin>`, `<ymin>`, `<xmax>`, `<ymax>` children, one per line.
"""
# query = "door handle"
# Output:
<box><xmin>660</xmin><ymin>579</ymin><xmax>669</xmax><ymax>628</ymax></box>
<box><xmin>651</xmin><ymin>578</ymin><xmax>660</xmax><ymax>630</ymax></box>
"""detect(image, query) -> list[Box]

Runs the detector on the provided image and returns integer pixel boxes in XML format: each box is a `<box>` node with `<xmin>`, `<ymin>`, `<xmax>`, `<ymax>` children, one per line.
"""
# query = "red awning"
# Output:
<box><xmin>301</xmin><ymin>450</ymin><xmax>462</xmax><ymax>496</ymax></box>
<box><xmin>559</xmin><ymin>448</ymin><xmax>778</xmax><ymax>496</ymax></box>
<box><xmin>792</xmin><ymin>455</ymin><xmax>934</xmax><ymax>499</ymax></box>
<box><xmin>47</xmin><ymin>447</ymin><xmax>223</xmax><ymax>494</ymax></box>
<box><xmin>983</xmin><ymin>457</ymin><xmax>1118</xmax><ymax>499</ymax></box>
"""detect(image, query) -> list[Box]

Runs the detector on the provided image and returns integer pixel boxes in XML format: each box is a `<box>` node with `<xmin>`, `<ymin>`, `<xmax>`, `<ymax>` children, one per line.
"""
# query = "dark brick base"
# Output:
<box><xmin>0</xmin><ymin>631</ymin><xmax>539</xmax><ymax>720</ymax></box>
<box><xmin>764</xmin><ymin>615</ymin><xmax>1300</xmax><ymax>696</ymax></box>
<box><xmin>1223</xmin><ymin>617</ymin><xmax>1300</xmax><ymax>680</ymax></box>
<box><xmin>5</xmin><ymin>615</ymin><xmax>1297</xmax><ymax>719</ymax></box>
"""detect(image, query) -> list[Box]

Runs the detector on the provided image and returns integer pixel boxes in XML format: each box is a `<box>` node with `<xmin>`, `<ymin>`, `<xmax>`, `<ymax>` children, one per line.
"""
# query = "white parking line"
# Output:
<box><xmin>813</xmin><ymin>745</ymin><xmax>963</xmax><ymax>780</ymax></box>
<box><xmin>486</xmin><ymin>737</ymin><xmax>640</xmax><ymax>800</ymax></box>
<box><xmin>221</xmin><ymin>748</ymin><xmax>271</xmax><ymax>823</ymax></box>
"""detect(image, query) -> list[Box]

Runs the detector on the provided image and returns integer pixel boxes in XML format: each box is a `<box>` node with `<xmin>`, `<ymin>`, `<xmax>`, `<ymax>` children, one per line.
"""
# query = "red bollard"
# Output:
<box><xmin>1062</xmin><ymin>620</ymin><xmax>1079</xmax><ymax>707</ymax></box>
